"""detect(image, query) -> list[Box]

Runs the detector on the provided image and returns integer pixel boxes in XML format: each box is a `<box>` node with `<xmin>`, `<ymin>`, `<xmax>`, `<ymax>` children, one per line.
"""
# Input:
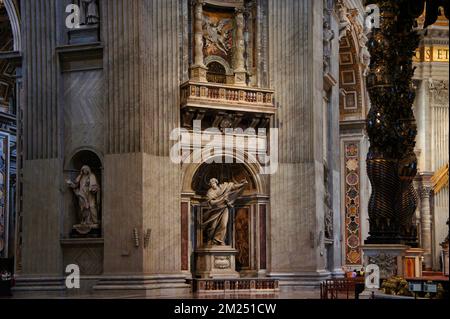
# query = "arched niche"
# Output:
<box><xmin>181</xmin><ymin>149</ymin><xmax>267</xmax><ymax>197</ymax></box>
<box><xmin>192</xmin><ymin>161</ymin><xmax>258</xmax><ymax>197</ymax></box>
<box><xmin>67</xmin><ymin>149</ymin><xmax>103</xmax><ymax>173</ymax></box>
<box><xmin>181</xmin><ymin>153</ymin><xmax>269</xmax><ymax>275</ymax></box>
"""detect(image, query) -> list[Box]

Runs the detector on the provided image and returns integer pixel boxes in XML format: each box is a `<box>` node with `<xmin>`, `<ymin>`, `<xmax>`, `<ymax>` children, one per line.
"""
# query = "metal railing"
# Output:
<box><xmin>320</xmin><ymin>277</ymin><xmax>365</xmax><ymax>300</ymax></box>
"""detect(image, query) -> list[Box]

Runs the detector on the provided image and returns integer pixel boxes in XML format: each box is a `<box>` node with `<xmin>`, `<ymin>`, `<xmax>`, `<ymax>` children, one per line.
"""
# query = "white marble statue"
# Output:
<box><xmin>202</xmin><ymin>178</ymin><xmax>248</xmax><ymax>246</ymax></box>
<box><xmin>66</xmin><ymin>165</ymin><xmax>100</xmax><ymax>230</ymax></box>
<box><xmin>323</xmin><ymin>20</ymin><xmax>335</xmax><ymax>74</ymax></box>
<box><xmin>359</xmin><ymin>33</ymin><xmax>371</xmax><ymax>76</ymax></box>
<box><xmin>337</xmin><ymin>3</ymin><xmax>351</xmax><ymax>40</ymax></box>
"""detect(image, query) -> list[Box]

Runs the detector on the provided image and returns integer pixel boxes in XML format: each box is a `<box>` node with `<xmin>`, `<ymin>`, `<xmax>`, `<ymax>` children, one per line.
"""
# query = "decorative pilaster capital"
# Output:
<box><xmin>244</xmin><ymin>0</ymin><xmax>255</xmax><ymax>12</ymax></box>
<box><xmin>419</xmin><ymin>185</ymin><xmax>433</xmax><ymax>199</ymax></box>
<box><xmin>235</xmin><ymin>7</ymin><xmax>245</xmax><ymax>17</ymax></box>
<box><xmin>193</xmin><ymin>0</ymin><xmax>205</xmax><ymax>6</ymax></box>
<box><xmin>191</xmin><ymin>0</ymin><xmax>205</xmax><ymax>13</ymax></box>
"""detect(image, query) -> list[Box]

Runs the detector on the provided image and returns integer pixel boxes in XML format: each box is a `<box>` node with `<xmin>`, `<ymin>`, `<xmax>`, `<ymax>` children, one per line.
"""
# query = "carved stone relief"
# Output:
<box><xmin>368</xmin><ymin>253</ymin><xmax>398</xmax><ymax>279</ymax></box>
<box><xmin>429</xmin><ymin>80</ymin><xmax>449</xmax><ymax>106</ymax></box>
<box><xmin>214</xmin><ymin>256</ymin><xmax>231</xmax><ymax>269</ymax></box>
<box><xmin>204</xmin><ymin>18</ymin><xmax>232</xmax><ymax>56</ymax></box>
<box><xmin>202</xmin><ymin>9</ymin><xmax>234</xmax><ymax>64</ymax></box>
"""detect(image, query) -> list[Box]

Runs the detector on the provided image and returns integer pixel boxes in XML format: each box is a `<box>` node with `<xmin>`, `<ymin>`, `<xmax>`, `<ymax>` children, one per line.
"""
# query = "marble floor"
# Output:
<box><xmin>2</xmin><ymin>289</ymin><xmax>321</xmax><ymax>299</ymax></box>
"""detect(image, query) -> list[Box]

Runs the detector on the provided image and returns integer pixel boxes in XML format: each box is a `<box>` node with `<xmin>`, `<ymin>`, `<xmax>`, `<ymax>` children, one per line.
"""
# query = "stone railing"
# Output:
<box><xmin>181</xmin><ymin>81</ymin><xmax>276</xmax><ymax>114</ymax></box>
<box><xmin>191</xmin><ymin>278</ymin><xmax>280</xmax><ymax>293</ymax></box>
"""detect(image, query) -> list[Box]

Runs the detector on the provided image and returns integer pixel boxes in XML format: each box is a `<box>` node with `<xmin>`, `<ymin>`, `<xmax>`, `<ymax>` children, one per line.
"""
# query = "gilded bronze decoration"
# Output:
<box><xmin>365</xmin><ymin>0</ymin><xmax>446</xmax><ymax>245</ymax></box>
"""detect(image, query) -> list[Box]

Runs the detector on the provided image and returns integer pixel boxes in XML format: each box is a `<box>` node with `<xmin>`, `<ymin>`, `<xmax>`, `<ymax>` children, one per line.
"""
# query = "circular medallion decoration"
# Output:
<box><xmin>347</xmin><ymin>234</ymin><xmax>359</xmax><ymax>249</ymax></box>
<box><xmin>346</xmin><ymin>172</ymin><xmax>359</xmax><ymax>186</ymax></box>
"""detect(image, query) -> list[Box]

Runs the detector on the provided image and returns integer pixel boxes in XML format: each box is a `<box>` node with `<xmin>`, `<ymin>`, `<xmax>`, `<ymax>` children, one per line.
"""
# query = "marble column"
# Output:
<box><xmin>190</xmin><ymin>0</ymin><xmax>207</xmax><ymax>82</ymax></box>
<box><xmin>234</xmin><ymin>7</ymin><xmax>247</xmax><ymax>85</ymax></box>
<box><xmin>419</xmin><ymin>173</ymin><xmax>434</xmax><ymax>270</ymax></box>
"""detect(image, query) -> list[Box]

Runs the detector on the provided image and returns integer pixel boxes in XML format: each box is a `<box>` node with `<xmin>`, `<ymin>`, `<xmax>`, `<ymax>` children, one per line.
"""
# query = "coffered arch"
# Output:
<box><xmin>2</xmin><ymin>0</ymin><xmax>21</xmax><ymax>52</ymax></box>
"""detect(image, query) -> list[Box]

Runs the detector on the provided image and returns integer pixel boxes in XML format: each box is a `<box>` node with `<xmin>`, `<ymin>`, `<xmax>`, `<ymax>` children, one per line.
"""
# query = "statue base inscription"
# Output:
<box><xmin>195</xmin><ymin>246</ymin><xmax>240</xmax><ymax>279</ymax></box>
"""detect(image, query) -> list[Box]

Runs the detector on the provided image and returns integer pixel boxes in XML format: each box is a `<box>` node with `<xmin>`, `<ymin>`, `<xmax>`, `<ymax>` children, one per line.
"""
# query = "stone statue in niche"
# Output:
<box><xmin>323</xmin><ymin>20</ymin><xmax>335</xmax><ymax>74</ymax></box>
<box><xmin>202</xmin><ymin>178</ymin><xmax>248</xmax><ymax>246</ymax></box>
<box><xmin>359</xmin><ymin>33</ymin><xmax>371</xmax><ymax>76</ymax></box>
<box><xmin>324</xmin><ymin>193</ymin><xmax>334</xmax><ymax>240</ymax></box>
<box><xmin>324</xmin><ymin>165</ymin><xmax>334</xmax><ymax>240</ymax></box>
<box><xmin>337</xmin><ymin>2</ymin><xmax>351</xmax><ymax>40</ymax></box>
<box><xmin>66</xmin><ymin>165</ymin><xmax>101</xmax><ymax>236</ymax></box>
<box><xmin>80</xmin><ymin>0</ymin><xmax>100</xmax><ymax>26</ymax></box>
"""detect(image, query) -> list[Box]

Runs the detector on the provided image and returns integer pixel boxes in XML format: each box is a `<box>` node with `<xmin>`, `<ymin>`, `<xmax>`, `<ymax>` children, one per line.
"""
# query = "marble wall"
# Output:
<box><xmin>16</xmin><ymin>0</ymin><xmax>346</xmax><ymax>294</ymax></box>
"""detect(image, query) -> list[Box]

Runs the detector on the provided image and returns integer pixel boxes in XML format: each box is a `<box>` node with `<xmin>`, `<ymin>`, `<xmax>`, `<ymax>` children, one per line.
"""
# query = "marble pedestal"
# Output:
<box><xmin>359</xmin><ymin>244</ymin><xmax>410</xmax><ymax>299</ymax></box>
<box><xmin>190</xmin><ymin>65</ymin><xmax>208</xmax><ymax>82</ymax></box>
<box><xmin>195</xmin><ymin>246</ymin><xmax>240</xmax><ymax>279</ymax></box>
<box><xmin>71</xmin><ymin>223</ymin><xmax>101</xmax><ymax>237</ymax></box>
<box><xmin>68</xmin><ymin>26</ymin><xmax>99</xmax><ymax>45</ymax></box>
<box><xmin>361</xmin><ymin>244</ymin><xmax>408</xmax><ymax>279</ymax></box>
<box><xmin>403</xmin><ymin>248</ymin><xmax>425</xmax><ymax>278</ymax></box>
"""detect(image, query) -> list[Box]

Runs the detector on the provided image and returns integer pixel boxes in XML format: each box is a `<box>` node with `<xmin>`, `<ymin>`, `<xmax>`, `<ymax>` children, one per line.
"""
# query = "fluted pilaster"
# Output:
<box><xmin>268</xmin><ymin>0</ymin><xmax>327</xmax><ymax>282</ymax></box>
<box><xmin>22</xmin><ymin>0</ymin><xmax>59</xmax><ymax>160</ymax></box>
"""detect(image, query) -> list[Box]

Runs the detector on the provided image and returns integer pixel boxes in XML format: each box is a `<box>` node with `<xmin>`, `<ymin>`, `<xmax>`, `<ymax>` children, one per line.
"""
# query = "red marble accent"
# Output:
<box><xmin>235</xmin><ymin>208</ymin><xmax>250</xmax><ymax>268</ymax></box>
<box><xmin>181</xmin><ymin>202</ymin><xmax>189</xmax><ymax>271</ymax></box>
<box><xmin>259</xmin><ymin>205</ymin><xmax>267</xmax><ymax>270</ymax></box>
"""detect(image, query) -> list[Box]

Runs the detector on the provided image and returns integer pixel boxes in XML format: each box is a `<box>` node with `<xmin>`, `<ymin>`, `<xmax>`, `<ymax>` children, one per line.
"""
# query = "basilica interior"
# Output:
<box><xmin>0</xmin><ymin>0</ymin><xmax>448</xmax><ymax>299</ymax></box>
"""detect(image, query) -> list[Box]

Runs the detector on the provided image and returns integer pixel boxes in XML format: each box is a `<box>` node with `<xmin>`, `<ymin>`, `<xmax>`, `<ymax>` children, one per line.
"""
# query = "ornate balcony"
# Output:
<box><xmin>180</xmin><ymin>81</ymin><xmax>276</xmax><ymax>131</ymax></box>
<box><xmin>181</xmin><ymin>81</ymin><xmax>276</xmax><ymax>115</ymax></box>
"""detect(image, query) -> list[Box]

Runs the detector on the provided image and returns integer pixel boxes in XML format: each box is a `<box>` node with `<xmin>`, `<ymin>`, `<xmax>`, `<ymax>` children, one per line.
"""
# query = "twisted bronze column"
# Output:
<box><xmin>365</xmin><ymin>0</ymin><xmax>449</xmax><ymax>245</ymax></box>
<box><xmin>365</xmin><ymin>0</ymin><xmax>428</xmax><ymax>246</ymax></box>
